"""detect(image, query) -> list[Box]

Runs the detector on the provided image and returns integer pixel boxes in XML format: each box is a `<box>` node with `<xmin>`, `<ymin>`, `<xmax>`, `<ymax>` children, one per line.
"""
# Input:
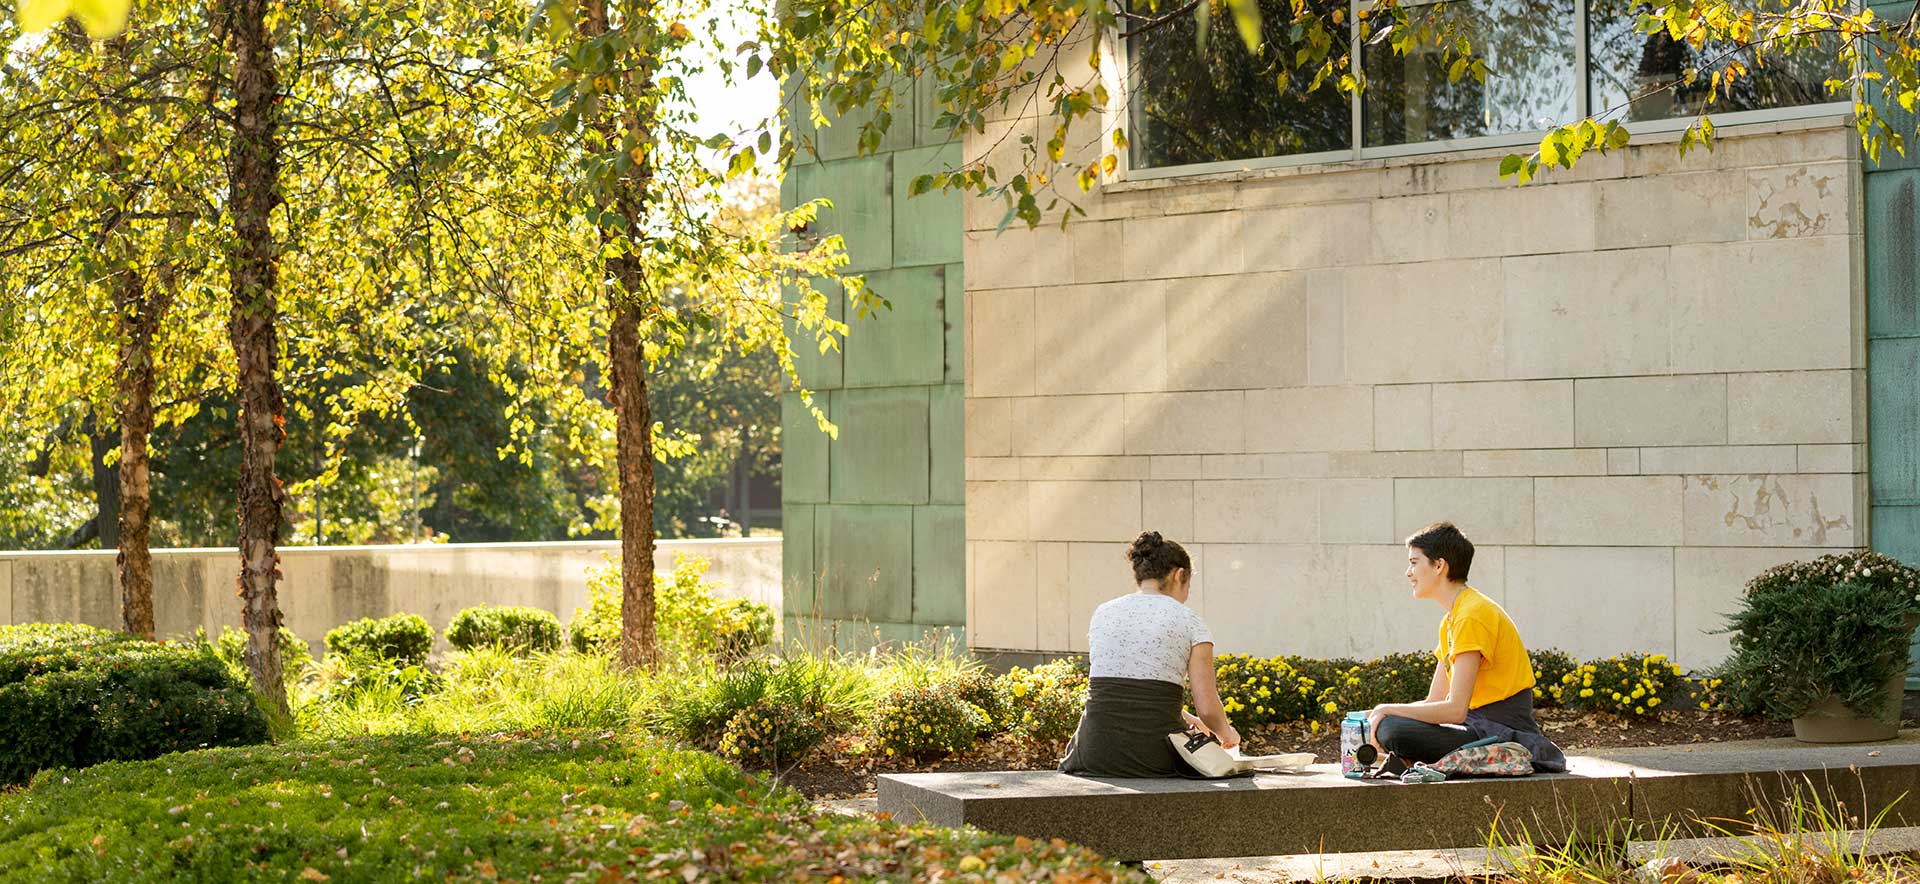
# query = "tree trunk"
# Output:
<box><xmin>739</xmin><ymin>426</ymin><xmax>752</xmax><ymax>537</ymax></box>
<box><xmin>581</xmin><ymin>0</ymin><xmax>662</xmax><ymax>669</ymax></box>
<box><xmin>113</xmin><ymin>268</ymin><xmax>159</xmax><ymax>639</ymax></box>
<box><xmin>227</xmin><ymin>0</ymin><xmax>288</xmax><ymax>715</ymax></box>
<box><xmin>88</xmin><ymin>418</ymin><xmax>122</xmax><ymax>549</ymax></box>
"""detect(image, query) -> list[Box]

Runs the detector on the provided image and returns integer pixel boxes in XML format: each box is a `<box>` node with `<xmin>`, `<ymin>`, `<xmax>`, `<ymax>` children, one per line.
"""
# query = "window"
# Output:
<box><xmin>1127</xmin><ymin>0</ymin><xmax>1847</xmax><ymax>173</ymax></box>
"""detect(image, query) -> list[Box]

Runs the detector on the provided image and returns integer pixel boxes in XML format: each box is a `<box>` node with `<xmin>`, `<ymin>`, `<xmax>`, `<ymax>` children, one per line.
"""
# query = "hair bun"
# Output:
<box><xmin>1127</xmin><ymin>531</ymin><xmax>1165</xmax><ymax>561</ymax></box>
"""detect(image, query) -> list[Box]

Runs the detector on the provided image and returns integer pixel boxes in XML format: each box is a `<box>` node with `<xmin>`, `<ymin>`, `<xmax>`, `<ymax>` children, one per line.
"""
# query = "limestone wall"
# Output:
<box><xmin>962</xmin><ymin>114</ymin><xmax>1869</xmax><ymax>668</ymax></box>
<box><xmin>0</xmin><ymin>538</ymin><xmax>780</xmax><ymax>654</ymax></box>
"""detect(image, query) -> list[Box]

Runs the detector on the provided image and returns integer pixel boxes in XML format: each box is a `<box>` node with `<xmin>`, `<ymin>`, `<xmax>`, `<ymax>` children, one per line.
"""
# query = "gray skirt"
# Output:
<box><xmin>1059</xmin><ymin>677</ymin><xmax>1192</xmax><ymax>778</ymax></box>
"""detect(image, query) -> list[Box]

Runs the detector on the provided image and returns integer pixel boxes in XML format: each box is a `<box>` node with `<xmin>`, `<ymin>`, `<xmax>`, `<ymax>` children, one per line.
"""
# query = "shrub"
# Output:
<box><xmin>324</xmin><ymin>613</ymin><xmax>433</xmax><ymax>666</ymax></box>
<box><xmin>447</xmin><ymin>605</ymin><xmax>562</xmax><ymax>654</ymax></box>
<box><xmin>0</xmin><ymin>626</ymin><xmax>270</xmax><ymax>785</ymax></box>
<box><xmin>1720</xmin><ymin>551</ymin><xmax>1920</xmax><ymax>720</ymax></box>
<box><xmin>996</xmin><ymin>658</ymin><xmax>1087</xmax><ymax>744</ymax></box>
<box><xmin>1337</xmin><ymin>651</ymin><xmax>1439</xmax><ymax>711</ymax></box>
<box><xmin>1566</xmin><ymin>653</ymin><xmax>1686</xmax><ymax>718</ymax></box>
<box><xmin>718</xmin><ymin>696</ymin><xmax>827</xmax><ymax>768</ymax></box>
<box><xmin>302</xmin><ymin>651</ymin><xmax>444</xmax><ymax>708</ymax></box>
<box><xmin>198</xmin><ymin>624</ymin><xmax>312</xmax><ymax>677</ymax></box>
<box><xmin>0</xmin><ymin>734</ymin><xmax>1148</xmax><ymax>883</ymax></box>
<box><xmin>652</xmin><ymin>655</ymin><xmax>875</xmax><ymax>749</ymax></box>
<box><xmin>1530</xmin><ymin>647</ymin><xmax>1580</xmax><ymax>708</ymax></box>
<box><xmin>954</xmin><ymin>669</ymin><xmax>1006</xmax><ymax>734</ymax></box>
<box><xmin>1214</xmin><ymin>654</ymin><xmax>1332</xmax><ymax>726</ymax></box>
<box><xmin>873</xmin><ymin>682</ymin><xmax>986</xmax><ymax>760</ymax></box>
<box><xmin>574</xmin><ymin>556</ymin><xmax>775</xmax><ymax>661</ymax></box>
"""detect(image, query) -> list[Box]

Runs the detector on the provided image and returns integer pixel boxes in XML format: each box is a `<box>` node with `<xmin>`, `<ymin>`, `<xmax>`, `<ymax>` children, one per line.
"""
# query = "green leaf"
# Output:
<box><xmin>1498</xmin><ymin>154</ymin><xmax>1525</xmax><ymax>178</ymax></box>
<box><xmin>1605</xmin><ymin>123</ymin><xmax>1631</xmax><ymax>150</ymax></box>
<box><xmin>1448</xmin><ymin>57</ymin><xmax>1470</xmax><ymax>84</ymax></box>
<box><xmin>1226</xmin><ymin>0</ymin><xmax>1263</xmax><ymax>54</ymax></box>
<box><xmin>1194</xmin><ymin>0</ymin><xmax>1211</xmax><ymax>55</ymax></box>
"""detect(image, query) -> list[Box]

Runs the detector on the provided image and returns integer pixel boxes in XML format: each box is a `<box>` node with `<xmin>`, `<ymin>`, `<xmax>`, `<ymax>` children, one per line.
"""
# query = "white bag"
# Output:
<box><xmin>1168</xmin><ymin>729</ymin><xmax>1314</xmax><ymax>778</ymax></box>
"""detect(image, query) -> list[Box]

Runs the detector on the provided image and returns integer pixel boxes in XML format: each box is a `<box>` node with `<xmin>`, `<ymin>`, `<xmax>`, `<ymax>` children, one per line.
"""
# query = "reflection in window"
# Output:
<box><xmin>1362</xmin><ymin>0</ymin><xmax>1576</xmax><ymax>146</ymax></box>
<box><xmin>1587</xmin><ymin>0</ymin><xmax>1842</xmax><ymax>122</ymax></box>
<box><xmin>1130</xmin><ymin>0</ymin><xmax>1351</xmax><ymax>169</ymax></box>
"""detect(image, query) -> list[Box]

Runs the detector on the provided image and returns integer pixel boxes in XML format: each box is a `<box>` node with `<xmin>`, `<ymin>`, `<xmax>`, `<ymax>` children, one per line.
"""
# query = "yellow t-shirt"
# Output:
<box><xmin>1435</xmin><ymin>587</ymin><xmax>1535</xmax><ymax>709</ymax></box>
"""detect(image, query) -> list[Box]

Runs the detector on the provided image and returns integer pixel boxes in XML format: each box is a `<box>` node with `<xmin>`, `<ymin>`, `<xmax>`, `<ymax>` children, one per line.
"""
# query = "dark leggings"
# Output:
<box><xmin>1375</xmin><ymin>715</ymin><xmax>1477</xmax><ymax>764</ymax></box>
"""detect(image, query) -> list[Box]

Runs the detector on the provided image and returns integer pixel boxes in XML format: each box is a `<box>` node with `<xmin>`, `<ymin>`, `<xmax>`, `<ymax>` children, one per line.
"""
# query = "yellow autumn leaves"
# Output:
<box><xmin>18</xmin><ymin>0</ymin><xmax>130</xmax><ymax>38</ymax></box>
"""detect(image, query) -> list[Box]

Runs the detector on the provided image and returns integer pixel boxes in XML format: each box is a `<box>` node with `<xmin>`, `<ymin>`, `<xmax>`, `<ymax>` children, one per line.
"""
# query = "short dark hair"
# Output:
<box><xmin>1126</xmin><ymin>531</ymin><xmax>1191</xmax><ymax>582</ymax></box>
<box><xmin>1407</xmin><ymin>522</ymin><xmax>1474</xmax><ymax>582</ymax></box>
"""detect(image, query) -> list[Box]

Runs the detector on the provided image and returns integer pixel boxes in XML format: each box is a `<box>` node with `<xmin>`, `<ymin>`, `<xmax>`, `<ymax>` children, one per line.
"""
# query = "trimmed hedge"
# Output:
<box><xmin>446</xmin><ymin>605</ymin><xmax>561</xmax><ymax>654</ymax></box>
<box><xmin>0</xmin><ymin>733</ymin><xmax>1147</xmax><ymax>883</ymax></box>
<box><xmin>324</xmin><ymin>613</ymin><xmax>433</xmax><ymax>665</ymax></box>
<box><xmin>0</xmin><ymin>623</ymin><xmax>270</xmax><ymax>786</ymax></box>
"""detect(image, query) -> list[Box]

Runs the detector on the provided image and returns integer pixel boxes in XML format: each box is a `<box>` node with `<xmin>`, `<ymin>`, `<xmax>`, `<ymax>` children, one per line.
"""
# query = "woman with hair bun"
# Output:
<box><xmin>1060</xmin><ymin>531</ymin><xmax>1239</xmax><ymax>778</ymax></box>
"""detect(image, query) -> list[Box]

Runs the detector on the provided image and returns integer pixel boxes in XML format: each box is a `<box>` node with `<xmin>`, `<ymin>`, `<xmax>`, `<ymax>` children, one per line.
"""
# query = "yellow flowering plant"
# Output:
<box><xmin>872</xmin><ymin>683</ymin><xmax>986</xmax><ymax>761</ymax></box>
<box><xmin>1565</xmin><ymin>653</ymin><xmax>1685</xmax><ymax>719</ymax></box>
<box><xmin>1529</xmin><ymin>648</ymin><xmax>1579</xmax><ymax>708</ymax></box>
<box><xmin>718</xmin><ymin>697</ymin><xmax>825</xmax><ymax>769</ymax></box>
<box><xmin>1212</xmin><ymin>654</ymin><xmax>1330</xmax><ymax>726</ymax></box>
<box><xmin>995</xmin><ymin>659</ymin><xmax>1087</xmax><ymax>745</ymax></box>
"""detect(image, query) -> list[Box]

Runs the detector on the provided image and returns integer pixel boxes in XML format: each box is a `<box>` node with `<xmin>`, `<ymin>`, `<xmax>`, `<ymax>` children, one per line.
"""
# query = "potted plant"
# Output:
<box><xmin>1719</xmin><ymin>551</ymin><xmax>1920</xmax><ymax>743</ymax></box>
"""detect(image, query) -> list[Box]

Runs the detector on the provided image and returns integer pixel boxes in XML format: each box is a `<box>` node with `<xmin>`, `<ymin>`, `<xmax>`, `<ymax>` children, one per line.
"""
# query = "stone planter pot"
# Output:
<box><xmin>1793</xmin><ymin>615</ymin><xmax>1917</xmax><ymax>744</ymax></box>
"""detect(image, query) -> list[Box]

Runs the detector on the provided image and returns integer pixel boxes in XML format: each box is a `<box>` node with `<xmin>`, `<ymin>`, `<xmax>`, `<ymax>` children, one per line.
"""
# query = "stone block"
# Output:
<box><xmin>1320</xmin><ymin>478</ymin><xmax>1395</xmax><ymax>544</ymax></box>
<box><xmin>813</xmin><ymin>81</ymin><xmax>914</xmax><ymax>162</ymax></box>
<box><xmin>1242</xmin><ymin>202</ymin><xmax>1374</xmax><ymax>272</ymax></box>
<box><xmin>783</xmin><ymin>504</ymin><xmax>820</xmax><ymax>618</ymax></box>
<box><xmin>844</xmin><ymin>267</ymin><xmax>946</xmax><ymax>388</ymax></box>
<box><xmin>930</xmin><ymin>385</ymin><xmax>964</xmax><ymax>505</ymax></box>
<box><xmin>828</xmin><ymin>387</ymin><xmax>930</xmax><ymax>505</ymax></box>
<box><xmin>968</xmin><ymin>287</ymin><xmax>1034</xmax><ymax>397</ymax></box>
<box><xmin>1669</xmin><ymin>238</ymin><xmax>1855</xmax><ymax>373</ymax></box>
<box><xmin>1124</xmin><ymin>391</ymin><xmax>1246</xmax><ymax>455</ymax></box>
<box><xmin>1192</xmin><ymin>479</ymin><xmax>1319</xmax><ymax>544</ymax></box>
<box><xmin>972</xmin><ymin>540</ymin><xmax>1038</xmax><ymax>650</ymax></box>
<box><xmin>1574</xmin><ymin>375</ymin><xmax>1728</xmax><ymax>447</ymax></box>
<box><xmin>786</xmin><ymin>278</ymin><xmax>843</xmax><ymax>390</ymax></box>
<box><xmin>1330</xmin><ymin>450</ymin><xmax>1465</xmax><ymax>478</ymax></box>
<box><xmin>1432</xmin><ymin>381</ymin><xmax>1573</xmax><ymax>450</ymax></box>
<box><xmin>783</xmin><ymin>392</ymin><xmax>831</xmax><ymax>503</ymax></box>
<box><xmin>1448</xmin><ymin>183</ymin><xmax>1596</xmax><ymax>258</ymax></box>
<box><xmin>818</xmin><ymin>504</ymin><xmax>915</xmax><ymax>623</ymax></box>
<box><xmin>1309</xmin><ymin>283</ymin><xmax>1346</xmax><ymax>385</ymax></box>
<box><xmin>913</xmin><ymin>70</ymin><xmax>955</xmax><ymax>147</ymax></box>
<box><xmin>963</xmin><ymin>228</ymin><xmax>1036</xmax><ymax>291</ymax></box>
<box><xmin>799</xmin><ymin>156</ymin><xmax>893</xmax><ymax>273</ymax></box>
<box><xmin>1035</xmin><ymin>541</ymin><xmax>1071</xmax><ymax>652</ymax></box>
<box><xmin>1595</xmin><ymin>171</ymin><xmax>1748</xmax><ymax>249</ymax></box>
<box><xmin>944</xmin><ymin>264</ymin><xmax>965</xmax><ymax>384</ymax></box>
<box><xmin>1200</xmin><ymin>455</ymin><xmax>1264</xmax><ymax>478</ymax></box>
<box><xmin>1747</xmin><ymin>162</ymin><xmax>1851</xmax><ymax>239</ymax></box>
<box><xmin>1682</xmin><ymin>473</ymin><xmax>1861</xmax><ymax>547</ymax></box>
<box><xmin>914</xmin><ymin>506</ymin><xmax>967</xmax><ymax>627</ymax></box>
<box><xmin>1070</xmin><ymin>219</ymin><xmax>1127</xmax><ymax>284</ymax></box>
<box><xmin>966</xmin><ymin>481</ymin><xmax>1030</xmax><ymax>540</ymax></box>
<box><xmin>1203</xmin><ymin>544</ymin><xmax>1350</xmax><ymax>658</ymax></box>
<box><xmin>1506</xmin><ymin>546</ymin><xmax>1676</xmax><ymax>659</ymax></box>
<box><xmin>1263</xmin><ymin>453</ymin><xmax>1333</xmax><ymax>477</ymax></box>
<box><xmin>1345</xmin><ymin>259</ymin><xmax>1505</xmax><ymax>384</ymax></box>
<box><xmin>967</xmin><ymin>457</ymin><xmax>1019</xmax><ymax>481</ymax></box>
<box><xmin>1029</xmin><ymin>480</ymin><xmax>1142</xmax><ymax>542</ymax></box>
<box><xmin>1608</xmin><ymin>448</ymin><xmax>1641</xmax><ymax>475</ymax></box>
<box><xmin>0</xmin><ymin>561</ymin><xmax>9</xmax><ymax>625</ymax></box>
<box><xmin>1245</xmin><ymin>386</ymin><xmax>1374</xmax><ymax>453</ymax></box>
<box><xmin>1870</xmin><ymin>337</ymin><xmax>1920</xmax><ymax>503</ymax></box>
<box><xmin>1727</xmin><ymin>370</ymin><xmax>1856</xmax><ymax>444</ymax></box>
<box><xmin>1234</xmin><ymin>167</ymin><xmax>1385</xmax><ymax>208</ymax></box>
<box><xmin>1712</xmin><ymin>127</ymin><xmax>1854</xmax><ymax>170</ymax></box>
<box><xmin>1035</xmin><ymin>280</ymin><xmax>1168</xmax><ymax>394</ymax></box>
<box><xmin>1866</xmin><ymin>171</ymin><xmax>1920</xmax><ymax>338</ymax></box>
<box><xmin>1375</xmin><ymin>385</ymin><xmax>1433</xmax><ymax>451</ymax></box>
<box><xmin>1122</xmin><ymin>212</ymin><xmax>1243</xmax><ymax>280</ymax></box>
<box><xmin>1013</xmin><ymin>394</ymin><xmax>1127</xmax><ymax>456</ymax></box>
<box><xmin>966</xmin><ymin>398</ymin><xmax>1012</xmax><ymax>458</ymax></box>
<box><xmin>1064</xmin><ymin>541</ymin><xmax>1134</xmax><ymax>653</ymax></box>
<box><xmin>1502</xmin><ymin>249</ymin><xmax>1672</xmax><ymax>379</ymax></box>
<box><xmin>13</xmin><ymin>554</ymin><xmax>116</xmax><ymax>627</ymax></box>
<box><xmin>1149</xmin><ymin>455</ymin><xmax>1205</xmax><ymax>479</ymax></box>
<box><xmin>1394</xmin><ymin>478</ymin><xmax>1535</xmax><ymax>545</ymax></box>
<box><xmin>1018</xmin><ymin>457</ymin><xmax>1151</xmax><ymax>480</ymax></box>
<box><xmin>893</xmin><ymin>144</ymin><xmax>963</xmax><ymax>267</ymax></box>
<box><xmin>150</xmin><ymin>556</ymin><xmax>209</xmax><ymax>639</ymax></box>
<box><xmin>1462</xmin><ymin>449</ymin><xmax>1607</xmax><ymax>477</ymax></box>
<box><xmin>1371</xmin><ymin>194</ymin><xmax>1449</xmax><ymax>263</ymax></box>
<box><xmin>1673</xmin><ymin>546</ymin><xmax>1849</xmax><ymax>666</ymax></box>
<box><xmin>1143</xmin><ymin>481</ymin><xmax>1195</xmax><ymax>539</ymax></box>
<box><xmin>1638</xmin><ymin>445</ymin><xmax>1799</xmax><ymax>475</ymax></box>
<box><xmin>1798</xmin><ymin>443</ymin><xmax>1864</xmax><ymax>473</ymax></box>
<box><xmin>1535</xmin><ymin>476</ymin><xmax>1685</xmax><ymax>546</ymax></box>
<box><xmin>1346</xmin><ymin>544</ymin><xmax>1431</xmax><ymax>655</ymax></box>
<box><xmin>1165</xmin><ymin>273</ymin><xmax>1311</xmax><ymax>391</ymax></box>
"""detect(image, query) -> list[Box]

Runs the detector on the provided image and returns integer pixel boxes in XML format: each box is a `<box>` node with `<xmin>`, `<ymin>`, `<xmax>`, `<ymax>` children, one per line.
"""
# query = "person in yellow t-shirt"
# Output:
<box><xmin>1363</xmin><ymin>522</ymin><xmax>1565</xmax><ymax>771</ymax></box>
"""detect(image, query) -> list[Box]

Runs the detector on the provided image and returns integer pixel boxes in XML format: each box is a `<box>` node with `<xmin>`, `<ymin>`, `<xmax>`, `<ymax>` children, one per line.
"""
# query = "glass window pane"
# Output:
<box><xmin>1129</xmin><ymin>0</ymin><xmax>1352</xmax><ymax>169</ymax></box>
<box><xmin>1361</xmin><ymin>0</ymin><xmax>1576</xmax><ymax>147</ymax></box>
<box><xmin>1587</xmin><ymin>0</ymin><xmax>1843</xmax><ymax>123</ymax></box>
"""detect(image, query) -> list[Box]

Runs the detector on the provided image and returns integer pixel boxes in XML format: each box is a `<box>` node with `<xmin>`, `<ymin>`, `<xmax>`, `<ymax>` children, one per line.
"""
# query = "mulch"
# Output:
<box><xmin>774</xmin><ymin>706</ymin><xmax>1900</xmax><ymax>801</ymax></box>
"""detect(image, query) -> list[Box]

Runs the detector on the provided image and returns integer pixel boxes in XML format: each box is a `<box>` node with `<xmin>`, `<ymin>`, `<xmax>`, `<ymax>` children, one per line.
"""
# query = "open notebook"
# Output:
<box><xmin>1169</xmin><ymin>730</ymin><xmax>1315</xmax><ymax>778</ymax></box>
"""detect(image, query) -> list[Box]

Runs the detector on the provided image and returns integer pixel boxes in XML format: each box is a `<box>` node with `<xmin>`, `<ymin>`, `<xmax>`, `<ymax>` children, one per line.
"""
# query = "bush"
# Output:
<box><xmin>1530</xmin><ymin>647</ymin><xmax>1580</xmax><ymax>708</ymax></box>
<box><xmin>574</xmin><ymin>556</ymin><xmax>775</xmax><ymax>661</ymax></box>
<box><xmin>1214</xmin><ymin>654</ymin><xmax>1333</xmax><ymax>726</ymax></box>
<box><xmin>1720</xmin><ymin>551</ymin><xmax>1920</xmax><ymax>720</ymax></box>
<box><xmin>0</xmin><ymin>624</ymin><xmax>270</xmax><ymax>785</ymax></box>
<box><xmin>873</xmin><ymin>682</ymin><xmax>986</xmax><ymax>760</ymax></box>
<box><xmin>324</xmin><ymin>613</ymin><xmax>433</xmax><ymax>666</ymax></box>
<box><xmin>0</xmin><ymin>733</ymin><xmax>1151</xmax><ymax>883</ymax></box>
<box><xmin>953</xmin><ymin>669</ymin><xmax>1006</xmax><ymax>734</ymax></box>
<box><xmin>996</xmin><ymin>658</ymin><xmax>1087</xmax><ymax>744</ymax></box>
<box><xmin>447</xmin><ymin>605</ymin><xmax>562</xmax><ymax>654</ymax></box>
<box><xmin>1336</xmin><ymin>651</ymin><xmax>1439</xmax><ymax>711</ymax></box>
<box><xmin>653</xmin><ymin>655</ymin><xmax>875</xmax><ymax>749</ymax></box>
<box><xmin>197</xmin><ymin>624</ymin><xmax>312</xmax><ymax>677</ymax></box>
<box><xmin>1566</xmin><ymin>653</ymin><xmax>1686</xmax><ymax>718</ymax></box>
<box><xmin>718</xmin><ymin>696</ymin><xmax>827</xmax><ymax>768</ymax></box>
<box><xmin>302</xmin><ymin>652</ymin><xmax>444</xmax><ymax>709</ymax></box>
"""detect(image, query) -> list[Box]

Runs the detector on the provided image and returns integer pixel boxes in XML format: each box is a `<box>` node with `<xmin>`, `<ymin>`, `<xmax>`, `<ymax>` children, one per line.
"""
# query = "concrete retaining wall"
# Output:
<box><xmin>0</xmin><ymin>538</ymin><xmax>780</xmax><ymax>653</ymax></box>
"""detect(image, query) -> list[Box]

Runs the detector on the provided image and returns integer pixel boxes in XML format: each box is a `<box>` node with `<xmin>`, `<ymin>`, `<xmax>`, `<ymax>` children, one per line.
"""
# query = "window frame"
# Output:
<box><xmin>1119</xmin><ymin>0</ymin><xmax>1853</xmax><ymax>182</ymax></box>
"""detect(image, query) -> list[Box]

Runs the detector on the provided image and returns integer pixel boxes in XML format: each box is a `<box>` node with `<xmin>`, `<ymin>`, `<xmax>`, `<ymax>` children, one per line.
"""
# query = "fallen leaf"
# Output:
<box><xmin>299</xmin><ymin>869</ymin><xmax>330</xmax><ymax>882</ymax></box>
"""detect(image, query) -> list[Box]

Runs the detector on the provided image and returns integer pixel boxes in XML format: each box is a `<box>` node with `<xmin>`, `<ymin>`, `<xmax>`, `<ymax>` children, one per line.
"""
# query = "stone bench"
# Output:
<box><xmin>877</xmin><ymin>738</ymin><xmax>1920</xmax><ymax>861</ymax></box>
